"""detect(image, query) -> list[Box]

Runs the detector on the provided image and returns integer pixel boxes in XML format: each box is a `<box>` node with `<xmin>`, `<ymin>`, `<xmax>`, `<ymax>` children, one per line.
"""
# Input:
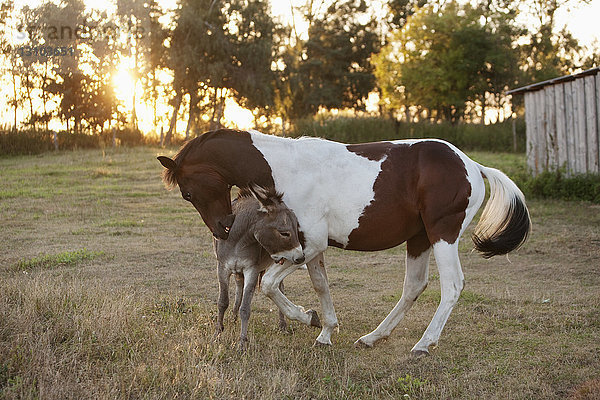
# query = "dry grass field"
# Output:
<box><xmin>1</xmin><ymin>147</ymin><xmax>599</xmax><ymax>399</ymax></box>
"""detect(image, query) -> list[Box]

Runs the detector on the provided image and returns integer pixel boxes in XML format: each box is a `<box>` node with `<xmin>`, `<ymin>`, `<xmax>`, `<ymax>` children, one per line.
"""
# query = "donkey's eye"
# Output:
<box><xmin>278</xmin><ymin>231</ymin><xmax>291</xmax><ymax>238</ymax></box>
<box><xmin>183</xmin><ymin>192</ymin><xmax>192</xmax><ymax>201</ymax></box>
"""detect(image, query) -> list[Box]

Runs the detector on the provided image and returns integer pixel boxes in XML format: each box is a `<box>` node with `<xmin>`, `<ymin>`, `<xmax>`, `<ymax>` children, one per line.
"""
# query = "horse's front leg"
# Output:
<box><xmin>216</xmin><ymin>264</ymin><xmax>231</xmax><ymax>336</ymax></box>
<box><xmin>261</xmin><ymin>262</ymin><xmax>321</xmax><ymax>328</ymax></box>
<box><xmin>307</xmin><ymin>252</ymin><xmax>338</xmax><ymax>346</ymax></box>
<box><xmin>239</xmin><ymin>269</ymin><xmax>260</xmax><ymax>352</ymax></box>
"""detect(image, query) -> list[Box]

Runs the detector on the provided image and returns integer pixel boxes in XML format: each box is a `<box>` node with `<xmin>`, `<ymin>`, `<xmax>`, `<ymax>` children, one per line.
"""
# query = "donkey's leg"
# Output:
<box><xmin>216</xmin><ymin>264</ymin><xmax>231</xmax><ymax>335</ymax></box>
<box><xmin>261</xmin><ymin>262</ymin><xmax>319</xmax><ymax>327</ymax></box>
<box><xmin>307</xmin><ymin>253</ymin><xmax>339</xmax><ymax>346</ymax></box>
<box><xmin>355</xmin><ymin>232</ymin><xmax>431</xmax><ymax>348</ymax></box>
<box><xmin>238</xmin><ymin>269</ymin><xmax>260</xmax><ymax>352</ymax></box>
<box><xmin>232</xmin><ymin>273</ymin><xmax>244</xmax><ymax>321</ymax></box>
<box><xmin>277</xmin><ymin>281</ymin><xmax>288</xmax><ymax>332</ymax></box>
<box><xmin>411</xmin><ymin>239</ymin><xmax>464</xmax><ymax>356</ymax></box>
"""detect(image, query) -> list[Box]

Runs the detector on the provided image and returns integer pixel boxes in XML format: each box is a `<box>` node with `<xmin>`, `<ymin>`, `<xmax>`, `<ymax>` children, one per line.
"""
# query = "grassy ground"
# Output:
<box><xmin>1</xmin><ymin>147</ymin><xmax>599</xmax><ymax>399</ymax></box>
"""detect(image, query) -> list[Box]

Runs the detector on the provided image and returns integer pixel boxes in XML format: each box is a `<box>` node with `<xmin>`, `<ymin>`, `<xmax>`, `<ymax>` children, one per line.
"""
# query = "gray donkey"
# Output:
<box><xmin>214</xmin><ymin>184</ymin><xmax>308</xmax><ymax>351</ymax></box>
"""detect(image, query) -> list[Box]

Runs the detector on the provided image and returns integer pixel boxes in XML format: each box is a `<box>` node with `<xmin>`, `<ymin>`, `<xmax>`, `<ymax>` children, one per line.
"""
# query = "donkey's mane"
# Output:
<box><xmin>162</xmin><ymin>129</ymin><xmax>245</xmax><ymax>189</ymax></box>
<box><xmin>237</xmin><ymin>186</ymin><xmax>284</xmax><ymax>203</ymax></box>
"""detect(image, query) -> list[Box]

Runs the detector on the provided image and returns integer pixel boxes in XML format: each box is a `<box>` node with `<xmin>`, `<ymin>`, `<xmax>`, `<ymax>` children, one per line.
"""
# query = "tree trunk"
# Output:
<box><xmin>210</xmin><ymin>88</ymin><xmax>219</xmax><ymax>130</ymax></box>
<box><xmin>185</xmin><ymin>91</ymin><xmax>197</xmax><ymax>140</ymax></box>
<box><xmin>164</xmin><ymin>91</ymin><xmax>183</xmax><ymax>146</ymax></box>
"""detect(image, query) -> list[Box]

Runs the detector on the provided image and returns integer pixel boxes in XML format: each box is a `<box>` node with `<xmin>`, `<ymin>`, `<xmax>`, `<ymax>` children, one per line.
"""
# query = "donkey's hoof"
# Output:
<box><xmin>238</xmin><ymin>338</ymin><xmax>249</xmax><ymax>353</ymax></box>
<box><xmin>354</xmin><ymin>338</ymin><xmax>373</xmax><ymax>348</ymax></box>
<box><xmin>411</xmin><ymin>349</ymin><xmax>430</xmax><ymax>358</ymax></box>
<box><xmin>306</xmin><ymin>309</ymin><xmax>321</xmax><ymax>328</ymax></box>
<box><xmin>279</xmin><ymin>322</ymin><xmax>290</xmax><ymax>334</ymax></box>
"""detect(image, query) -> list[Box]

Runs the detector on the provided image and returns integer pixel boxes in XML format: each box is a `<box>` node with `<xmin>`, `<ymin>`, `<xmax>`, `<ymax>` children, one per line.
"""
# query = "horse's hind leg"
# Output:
<box><xmin>355</xmin><ymin>232</ymin><xmax>431</xmax><ymax>348</ymax></box>
<box><xmin>411</xmin><ymin>239</ymin><xmax>464</xmax><ymax>356</ymax></box>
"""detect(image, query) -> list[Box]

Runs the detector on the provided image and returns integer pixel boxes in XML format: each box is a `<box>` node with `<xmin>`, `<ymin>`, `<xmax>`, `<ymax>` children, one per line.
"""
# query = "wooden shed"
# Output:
<box><xmin>508</xmin><ymin>67</ymin><xmax>600</xmax><ymax>176</ymax></box>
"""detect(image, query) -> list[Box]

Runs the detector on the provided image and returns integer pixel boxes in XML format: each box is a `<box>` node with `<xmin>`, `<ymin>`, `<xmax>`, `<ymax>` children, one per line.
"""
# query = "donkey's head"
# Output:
<box><xmin>243</xmin><ymin>184</ymin><xmax>305</xmax><ymax>265</ymax></box>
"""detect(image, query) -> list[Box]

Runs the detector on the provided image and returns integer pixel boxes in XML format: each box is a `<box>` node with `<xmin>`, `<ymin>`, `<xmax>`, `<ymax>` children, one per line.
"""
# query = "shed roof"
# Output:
<box><xmin>507</xmin><ymin>67</ymin><xmax>600</xmax><ymax>95</ymax></box>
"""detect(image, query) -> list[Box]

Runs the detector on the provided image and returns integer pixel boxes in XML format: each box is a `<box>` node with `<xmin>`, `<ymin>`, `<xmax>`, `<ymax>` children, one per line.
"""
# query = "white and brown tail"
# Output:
<box><xmin>472</xmin><ymin>165</ymin><xmax>531</xmax><ymax>258</ymax></box>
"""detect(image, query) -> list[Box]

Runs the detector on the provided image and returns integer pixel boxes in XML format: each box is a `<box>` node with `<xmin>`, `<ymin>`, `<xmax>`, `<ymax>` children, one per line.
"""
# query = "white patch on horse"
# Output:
<box><xmin>249</xmin><ymin>130</ymin><xmax>386</xmax><ymax>248</ymax></box>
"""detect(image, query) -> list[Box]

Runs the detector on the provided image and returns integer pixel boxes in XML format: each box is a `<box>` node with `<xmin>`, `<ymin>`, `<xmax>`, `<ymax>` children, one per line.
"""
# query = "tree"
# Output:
<box><xmin>163</xmin><ymin>0</ymin><xmax>275</xmax><ymax>144</ymax></box>
<box><xmin>517</xmin><ymin>0</ymin><xmax>590</xmax><ymax>82</ymax></box>
<box><xmin>388</xmin><ymin>0</ymin><xmax>427</xmax><ymax>29</ymax></box>
<box><xmin>373</xmin><ymin>1</ymin><xmax>519</xmax><ymax>123</ymax></box>
<box><xmin>276</xmin><ymin>0</ymin><xmax>379</xmax><ymax>120</ymax></box>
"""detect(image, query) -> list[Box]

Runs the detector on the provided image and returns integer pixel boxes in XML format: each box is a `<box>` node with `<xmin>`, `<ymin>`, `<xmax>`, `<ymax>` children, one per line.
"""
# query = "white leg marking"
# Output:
<box><xmin>356</xmin><ymin>248</ymin><xmax>431</xmax><ymax>347</ymax></box>
<box><xmin>261</xmin><ymin>262</ymin><xmax>313</xmax><ymax>326</ymax></box>
<box><xmin>411</xmin><ymin>240</ymin><xmax>464</xmax><ymax>354</ymax></box>
<box><xmin>306</xmin><ymin>253</ymin><xmax>338</xmax><ymax>345</ymax></box>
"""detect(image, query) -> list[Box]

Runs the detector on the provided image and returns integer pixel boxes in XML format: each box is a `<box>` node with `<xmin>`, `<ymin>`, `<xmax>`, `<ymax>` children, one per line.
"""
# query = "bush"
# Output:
<box><xmin>290</xmin><ymin>115</ymin><xmax>526</xmax><ymax>153</ymax></box>
<box><xmin>57</xmin><ymin>131</ymin><xmax>100</xmax><ymax>150</ymax></box>
<box><xmin>519</xmin><ymin>170</ymin><xmax>600</xmax><ymax>203</ymax></box>
<box><xmin>0</xmin><ymin>128</ymin><xmax>159</xmax><ymax>156</ymax></box>
<box><xmin>0</xmin><ymin>129</ymin><xmax>53</xmax><ymax>155</ymax></box>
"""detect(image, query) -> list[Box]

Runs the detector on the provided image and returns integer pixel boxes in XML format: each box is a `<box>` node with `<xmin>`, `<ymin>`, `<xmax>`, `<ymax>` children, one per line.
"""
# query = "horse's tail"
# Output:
<box><xmin>472</xmin><ymin>164</ymin><xmax>531</xmax><ymax>258</ymax></box>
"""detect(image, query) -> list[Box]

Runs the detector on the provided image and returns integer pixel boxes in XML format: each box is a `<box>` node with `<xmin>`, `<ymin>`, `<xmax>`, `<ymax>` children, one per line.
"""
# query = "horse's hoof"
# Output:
<box><xmin>411</xmin><ymin>349</ymin><xmax>429</xmax><ymax>358</ymax></box>
<box><xmin>354</xmin><ymin>338</ymin><xmax>373</xmax><ymax>348</ymax></box>
<box><xmin>306</xmin><ymin>309</ymin><xmax>321</xmax><ymax>328</ymax></box>
<box><xmin>313</xmin><ymin>339</ymin><xmax>332</xmax><ymax>347</ymax></box>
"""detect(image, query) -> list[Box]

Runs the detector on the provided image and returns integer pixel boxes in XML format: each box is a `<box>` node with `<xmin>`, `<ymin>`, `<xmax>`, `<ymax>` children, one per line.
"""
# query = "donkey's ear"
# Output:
<box><xmin>157</xmin><ymin>156</ymin><xmax>177</xmax><ymax>170</ymax></box>
<box><xmin>249</xmin><ymin>183</ymin><xmax>274</xmax><ymax>212</ymax></box>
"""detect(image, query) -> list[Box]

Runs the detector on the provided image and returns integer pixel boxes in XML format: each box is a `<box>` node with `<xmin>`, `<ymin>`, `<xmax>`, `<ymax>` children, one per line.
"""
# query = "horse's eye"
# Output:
<box><xmin>183</xmin><ymin>192</ymin><xmax>192</xmax><ymax>201</ymax></box>
<box><xmin>279</xmin><ymin>231</ymin><xmax>291</xmax><ymax>238</ymax></box>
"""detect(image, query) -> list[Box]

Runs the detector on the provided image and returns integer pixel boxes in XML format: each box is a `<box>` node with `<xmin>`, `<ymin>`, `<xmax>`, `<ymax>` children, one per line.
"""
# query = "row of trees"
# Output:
<box><xmin>1</xmin><ymin>0</ymin><xmax>597</xmax><ymax>143</ymax></box>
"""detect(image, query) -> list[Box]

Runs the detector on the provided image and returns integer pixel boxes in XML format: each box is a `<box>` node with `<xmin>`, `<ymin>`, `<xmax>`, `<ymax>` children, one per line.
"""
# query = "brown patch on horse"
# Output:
<box><xmin>346</xmin><ymin>142</ymin><xmax>390</xmax><ymax>161</ymax></box>
<box><xmin>346</xmin><ymin>141</ymin><xmax>471</xmax><ymax>250</ymax></box>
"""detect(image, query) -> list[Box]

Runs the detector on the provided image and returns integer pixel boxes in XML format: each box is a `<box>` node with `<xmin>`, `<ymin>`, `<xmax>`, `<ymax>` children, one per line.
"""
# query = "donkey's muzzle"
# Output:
<box><xmin>293</xmin><ymin>255</ymin><xmax>305</xmax><ymax>264</ymax></box>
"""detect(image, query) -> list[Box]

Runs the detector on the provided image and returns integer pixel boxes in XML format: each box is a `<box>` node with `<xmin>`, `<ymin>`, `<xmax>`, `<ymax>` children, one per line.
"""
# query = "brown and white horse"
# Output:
<box><xmin>158</xmin><ymin>128</ymin><xmax>530</xmax><ymax>355</ymax></box>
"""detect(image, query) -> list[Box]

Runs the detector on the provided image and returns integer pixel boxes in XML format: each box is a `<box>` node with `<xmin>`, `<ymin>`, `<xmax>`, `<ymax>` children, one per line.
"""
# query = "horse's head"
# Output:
<box><xmin>244</xmin><ymin>184</ymin><xmax>305</xmax><ymax>265</ymax></box>
<box><xmin>158</xmin><ymin>155</ymin><xmax>234</xmax><ymax>240</ymax></box>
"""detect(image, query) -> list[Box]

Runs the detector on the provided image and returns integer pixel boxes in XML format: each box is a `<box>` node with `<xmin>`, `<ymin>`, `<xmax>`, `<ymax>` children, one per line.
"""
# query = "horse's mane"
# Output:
<box><xmin>162</xmin><ymin>129</ymin><xmax>243</xmax><ymax>189</ymax></box>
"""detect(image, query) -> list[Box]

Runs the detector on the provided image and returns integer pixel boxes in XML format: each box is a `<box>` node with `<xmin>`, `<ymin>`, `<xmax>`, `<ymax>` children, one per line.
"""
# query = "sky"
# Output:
<box><xmin>2</xmin><ymin>0</ymin><xmax>599</xmax><ymax>132</ymax></box>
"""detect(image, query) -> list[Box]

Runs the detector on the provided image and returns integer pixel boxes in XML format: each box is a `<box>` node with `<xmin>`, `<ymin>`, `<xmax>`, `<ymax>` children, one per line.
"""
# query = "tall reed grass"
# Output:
<box><xmin>0</xmin><ymin>128</ymin><xmax>160</xmax><ymax>156</ymax></box>
<box><xmin>290</xmin><ymin>116</ymin><xmax>526</xmax><ymax>153</ymax></box>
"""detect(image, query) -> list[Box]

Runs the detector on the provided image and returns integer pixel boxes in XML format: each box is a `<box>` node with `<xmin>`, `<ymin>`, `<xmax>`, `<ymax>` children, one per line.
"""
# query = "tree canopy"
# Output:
<box><xmin>0</xmin><ymin>0</ymin><xmax>595</xmax><ymax>138</ymax></box>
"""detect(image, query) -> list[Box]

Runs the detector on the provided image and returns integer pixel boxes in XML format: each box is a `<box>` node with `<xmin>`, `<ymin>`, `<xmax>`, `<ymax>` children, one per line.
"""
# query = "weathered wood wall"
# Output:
<box><xmin>523</xmin><ymin>71</ymin><xmax>600</xmax><ymax>176</ymax></box>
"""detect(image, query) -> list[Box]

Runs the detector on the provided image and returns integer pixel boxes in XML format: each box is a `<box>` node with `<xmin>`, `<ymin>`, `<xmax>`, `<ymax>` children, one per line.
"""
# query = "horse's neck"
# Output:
<box><xmin>210</xmin><ymin>133</ymin><xmax>275</xmax><ymax>188</ymax></box>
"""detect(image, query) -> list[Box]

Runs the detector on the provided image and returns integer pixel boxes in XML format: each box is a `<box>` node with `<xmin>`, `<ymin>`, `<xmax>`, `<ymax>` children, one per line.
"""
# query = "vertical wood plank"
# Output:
<box><xmin>574</xmin><ymin>77</ymin><xmax>588</xmax><ymax>173</ymax></box>
<box><xmin>524</xmin><ymin>92</ymin><xmax>537</xmax><ymax>175</ymax></box>
<box><xmin>597</xmin><ymin>73</ymin><xmax>600</xmax><ymax>173</ymax></box>
<box><xmin>565</xmin><ymin>80</ymin><xmax>577</xmax><ymax>175</ymax></box>
<box><xmin>545</xmin><ymin>85</ymin><xmax>557</xmax><ymax>170</ymax></box>
<box><xmin>555</xmin><ymin>83</ymin><xmax>568</xmax><ymax>171</ymax></box>
<box><xmin>536</xmin><ymin>89</ymin><xmax>547</xmax><ymax>174</ymax></box>
<box><xmin>585</xmin><ymin>75</ymin><xmax>599</xmax><ymax>173</ymax></box>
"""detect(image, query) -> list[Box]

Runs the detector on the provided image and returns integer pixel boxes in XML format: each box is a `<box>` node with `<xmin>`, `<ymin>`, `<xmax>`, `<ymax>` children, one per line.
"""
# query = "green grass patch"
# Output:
<box><xmin>11</xmin><ymin>249</ymin><xmax>103</xmax><ymax>272</ymax></box>
<box><xmin>100</xmin><ymin>219</ymin><xmax>144</xmax><ymax>228</ymax></box>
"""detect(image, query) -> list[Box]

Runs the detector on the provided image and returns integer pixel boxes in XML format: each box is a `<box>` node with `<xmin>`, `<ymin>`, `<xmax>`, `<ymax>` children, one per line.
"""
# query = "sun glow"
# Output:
<box><xmin>112</xmin><ymin>65</ymin><xmax>136</xmax><ymax>106</ymax></box>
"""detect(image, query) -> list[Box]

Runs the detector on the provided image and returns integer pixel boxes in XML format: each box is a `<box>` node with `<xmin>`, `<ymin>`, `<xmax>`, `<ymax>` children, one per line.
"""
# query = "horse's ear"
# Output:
<box><xmin>157</xmin><ymin>156</ymin><xmax>177</xmax><ymax>170</ymax></box>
